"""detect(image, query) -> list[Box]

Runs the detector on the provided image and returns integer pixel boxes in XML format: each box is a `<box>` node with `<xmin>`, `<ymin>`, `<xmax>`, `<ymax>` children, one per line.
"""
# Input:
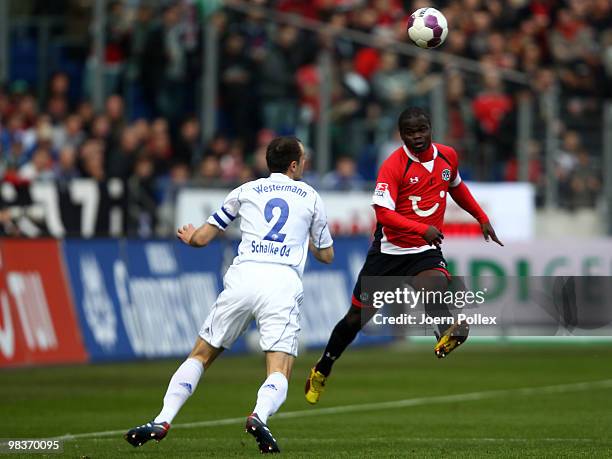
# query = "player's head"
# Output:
<box><xmin>398</xmin><ymin>107</ymin><xmax>432</xmax><ymax>154</ymax></box>
<box><xmin>266</xmin><ymin>136</ymin><xmax>306</xmax><ymax>180</ymax></box>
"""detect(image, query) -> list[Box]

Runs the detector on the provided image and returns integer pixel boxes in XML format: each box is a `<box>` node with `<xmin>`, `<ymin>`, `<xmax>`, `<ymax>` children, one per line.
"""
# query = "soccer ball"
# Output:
<box><xmin>407</xmin><ymin>7</ymin><xmax>448</xmax><ymax>49</ymax></box>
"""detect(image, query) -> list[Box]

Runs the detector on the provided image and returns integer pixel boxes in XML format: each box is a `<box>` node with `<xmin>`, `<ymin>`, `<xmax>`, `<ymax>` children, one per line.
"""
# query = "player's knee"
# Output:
<box><xmin>189</xmin><ymin>338</ymin><xmax>222</xmax><ymax>369</ymax></box>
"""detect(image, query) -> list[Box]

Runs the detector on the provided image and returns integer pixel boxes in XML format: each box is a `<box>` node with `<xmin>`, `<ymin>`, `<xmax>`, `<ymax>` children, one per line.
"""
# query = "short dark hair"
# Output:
<box><xmin>398</xmin><ymin>107</ymin><xmax>431</xmax><ymax>130</ymax></box>
<box><xmin>266</xmin><ymin>136</ymin><xmax>303</xmax><ymax>173</ymax></box>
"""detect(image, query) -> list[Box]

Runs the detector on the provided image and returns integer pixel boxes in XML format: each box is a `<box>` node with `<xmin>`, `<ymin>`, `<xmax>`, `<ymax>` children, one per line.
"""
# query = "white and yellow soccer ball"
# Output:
<box><xmin>407</xmin><ymin>7</ymin><xmax>448</xmax><ymax>49</ymax></box>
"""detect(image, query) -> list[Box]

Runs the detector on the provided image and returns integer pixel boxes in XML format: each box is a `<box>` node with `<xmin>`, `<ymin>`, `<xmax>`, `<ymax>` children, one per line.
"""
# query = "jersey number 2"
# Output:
<box><xmin>264</xmin><ymin>198</ymin><xmax>289</xmax><ymax>242</ymax></box>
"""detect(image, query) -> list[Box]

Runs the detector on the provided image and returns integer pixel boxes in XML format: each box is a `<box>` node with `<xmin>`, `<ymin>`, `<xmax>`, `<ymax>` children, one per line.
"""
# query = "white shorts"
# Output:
<box><xmin>199</xmin><ymin>262</ymin><xmax>303</xmax><ymax>357</ymax></box>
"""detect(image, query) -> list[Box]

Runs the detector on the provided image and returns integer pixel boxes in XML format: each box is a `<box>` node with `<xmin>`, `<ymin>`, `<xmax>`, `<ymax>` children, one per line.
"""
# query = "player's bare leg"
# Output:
<box><xmin>246</xmin><ymin>351</ymin><xmax>294</xmax><ymax>454</ymax></box>
<box><xmin>124</xmin><ymin>337</ymin><xmax>223</xmax><ymax>447</ymax></box>
<box><xmin>413</xmin><ymin>270</ymin><xmax>469</xmax><ymax>358</ymax></box>
<box><xmin>306</xmin><ymin>304</ymin><xmax>377</xmax><ymax>404</ymax></box>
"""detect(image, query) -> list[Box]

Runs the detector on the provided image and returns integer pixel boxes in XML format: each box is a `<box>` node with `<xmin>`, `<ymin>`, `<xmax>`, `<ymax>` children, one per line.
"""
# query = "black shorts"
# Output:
<box><xmin>351</xmin><ymin>247</ymin><xmax>450</xmax><ymax>308</ymax></box>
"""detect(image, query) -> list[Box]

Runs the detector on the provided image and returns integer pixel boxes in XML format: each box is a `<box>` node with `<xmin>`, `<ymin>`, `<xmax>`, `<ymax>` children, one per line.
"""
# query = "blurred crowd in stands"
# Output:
<box><xmin>1</xmin><ymin>0</ymin><xmax>609</xmax><ymax>213</ymax></box>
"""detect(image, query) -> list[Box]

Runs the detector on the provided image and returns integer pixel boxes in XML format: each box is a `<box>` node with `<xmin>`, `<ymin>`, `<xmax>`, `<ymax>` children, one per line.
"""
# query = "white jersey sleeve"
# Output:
<box><xmin>310</xmin><ymin>192</ymin><xmax>333</xmax><ymax>249</ymax></box>
<box><xmin>207</xmin><ymin>186</ymin><xmax>242</xmax><ymax>231</ymax></box>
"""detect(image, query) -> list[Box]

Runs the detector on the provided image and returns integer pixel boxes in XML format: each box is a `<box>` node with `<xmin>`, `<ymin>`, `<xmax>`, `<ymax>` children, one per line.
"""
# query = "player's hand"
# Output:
<box><xmin>481</xmin><ymin>222</ymin><xmax>504</xmax><ymax>246</ymax></box>
<box><xmin>423</xmin><ymin>225</ymin><xmax>444</xmax><ymax>250</ymax></box>
<box><xmin>177</xmin><ymin>224</ymin><xmax>196</xmax><ymax>245</ymax></box>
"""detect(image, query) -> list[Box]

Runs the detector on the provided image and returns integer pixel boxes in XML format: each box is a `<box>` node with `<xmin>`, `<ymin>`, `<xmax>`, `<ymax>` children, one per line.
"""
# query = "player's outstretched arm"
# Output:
<box><xmin>448</xmin><ymin>182</ymin><xmax>503</xmax><ymax>246</ymax></box>
<box><xmin>177</xmin><ymin>223</ymin><xmax>221</xmax><ymax>247</ymax></box>
<box><xmin>309</xmin><ymin>239</ymin><xmax>334</xmax><ymax>264</ymax></box>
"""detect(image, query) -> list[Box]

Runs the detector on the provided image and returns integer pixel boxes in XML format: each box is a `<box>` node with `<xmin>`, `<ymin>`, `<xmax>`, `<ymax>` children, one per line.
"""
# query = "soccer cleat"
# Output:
<box><xmin>434</xmin><ymin>321</ymin><xmax>470</xmax><ymax>358</ymax></box>
<box><xmin>245</xmin><ymin>413</ymin><xmax>280</xmax><ymax>454</ymax></box>
<box><xmin>304</xmin><ymin>367</ymin><xmax>327</xmax><ymax>405</ymax></box>
<box><xmin>124</xmin><ymin>421</ymin><xmax>170</xmax><ymax>447</ymax></box>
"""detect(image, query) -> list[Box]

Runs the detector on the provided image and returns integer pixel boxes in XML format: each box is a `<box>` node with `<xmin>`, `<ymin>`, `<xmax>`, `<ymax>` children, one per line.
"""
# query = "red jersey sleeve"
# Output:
<box><xmin>371</xmin><ymin>157</ymin><xmax>399</xmax><ymax>210</ymax></box>
<box><xmin>443</xmin><ymin>147</ymin><xmax>489</xmax><ymax>224</ymax></box>
<box><xmin>374</xmin><ymin>205</ymin><xmax>430</xmax><ymax>236</ymax></box>
<box><xmin>449</xmin><ymin>182</ymin><xmax>489</xmax><ymax>224</ymax></box>
<box><xmin>371</xmin><ymin>152</ymin><xmax>430</xmax><ymax>237</ymax></box>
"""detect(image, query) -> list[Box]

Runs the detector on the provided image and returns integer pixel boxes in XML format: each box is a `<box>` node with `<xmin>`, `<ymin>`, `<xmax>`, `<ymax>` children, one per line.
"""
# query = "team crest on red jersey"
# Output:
<box><xmin>374</xmin><ymin>183</ymin><xmax>389</xmax><ymax>196</ymax></box>
<box><xmin>441</xmin><ymin>168</ymin><xmax>451</xmax><ymax>181</ymax></box>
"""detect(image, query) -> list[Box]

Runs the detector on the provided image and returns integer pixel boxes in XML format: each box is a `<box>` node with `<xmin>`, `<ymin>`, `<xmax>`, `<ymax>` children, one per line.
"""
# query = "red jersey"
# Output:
<box><xmin>371</xmin><ymin>143</ymin><xmax>461</xmax><ymax>254</ymax></box>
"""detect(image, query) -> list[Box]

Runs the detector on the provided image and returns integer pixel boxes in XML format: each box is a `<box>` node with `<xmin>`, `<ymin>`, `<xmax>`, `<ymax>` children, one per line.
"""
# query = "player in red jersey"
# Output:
<box><xmin>305</xmin><ymin>107</ymin><xmax>503</xmax><ymax>404</ymax></box>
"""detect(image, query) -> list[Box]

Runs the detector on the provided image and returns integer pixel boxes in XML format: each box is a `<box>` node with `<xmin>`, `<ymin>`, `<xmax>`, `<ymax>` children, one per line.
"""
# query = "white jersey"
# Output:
<box><xmin>207</xmin><ymin>173</ymin><xmax>333</xmax><ymax>277</ymax></box>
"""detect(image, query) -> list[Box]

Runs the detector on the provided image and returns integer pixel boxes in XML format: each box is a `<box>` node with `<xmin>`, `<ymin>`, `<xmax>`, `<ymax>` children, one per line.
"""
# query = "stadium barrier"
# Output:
<box><xmin>0</xmin><ymin>237</ymin><xmax>384</xmax><ymax>368</ymax></box>
<box><xmin>0</xmin><ymin>179</ymin><xmax>534</xmax><ymax>239</ymax></box>
<box><xmin>2</xmin><ymin>237</ymin><xmax>611</xmax><ymax>368</ymax></box>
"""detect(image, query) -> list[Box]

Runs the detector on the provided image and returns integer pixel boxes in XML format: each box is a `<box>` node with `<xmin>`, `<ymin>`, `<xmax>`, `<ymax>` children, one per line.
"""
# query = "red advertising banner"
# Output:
<box><xmin>0</xmin><ymin>239</ymin><xmax>87</xmax><ymax>367</ymax></box>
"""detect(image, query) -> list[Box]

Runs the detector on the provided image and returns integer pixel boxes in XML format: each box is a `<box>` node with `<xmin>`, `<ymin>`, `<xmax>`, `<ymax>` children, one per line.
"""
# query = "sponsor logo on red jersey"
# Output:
<box><xmin>374</xmin><ymin>183</ymin><xmax>389</xmax><ymax>196</ymax></box>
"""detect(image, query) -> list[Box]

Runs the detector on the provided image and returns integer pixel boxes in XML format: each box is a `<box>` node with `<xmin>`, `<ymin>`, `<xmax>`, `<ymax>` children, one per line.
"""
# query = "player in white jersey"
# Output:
<box><xmin>125</xmin><ymin>137</ymin><xmax>334</xmax><ymax>454</ymax></box>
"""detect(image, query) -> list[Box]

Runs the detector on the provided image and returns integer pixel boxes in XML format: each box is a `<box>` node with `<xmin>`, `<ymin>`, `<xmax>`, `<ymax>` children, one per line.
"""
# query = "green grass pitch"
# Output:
<box><xmin>3</xmin><ymin>343</ymin><xmax>612</xmax><ymax>458</ymax></box>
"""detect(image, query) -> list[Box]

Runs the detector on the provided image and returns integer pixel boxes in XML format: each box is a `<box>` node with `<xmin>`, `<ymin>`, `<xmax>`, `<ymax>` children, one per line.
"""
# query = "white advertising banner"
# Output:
<box><xmin>443</xmin><ymin>239</ymin><xmax>612</xmax><ymax>337</ymax></box>
<box><xmin>443</xmin><ymin>239</ymin><xmax>612</xmax><ymax>277</ymax></box>
<box><xmin>176</xmin><ymin>182</ymin><xmax>534</xmax><ymax>240</ymax></box>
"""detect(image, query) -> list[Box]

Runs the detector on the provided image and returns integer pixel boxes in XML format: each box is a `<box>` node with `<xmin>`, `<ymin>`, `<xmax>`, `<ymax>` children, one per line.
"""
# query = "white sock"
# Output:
<box><xmin>253</xmin><ymin>372</ymin><xmax>288</xmax><ymax>424</ymax></box>
<box><xmin>154</xmin><ymin>358</ymin><xmax>204</xmax><ymax>424</ymax></box>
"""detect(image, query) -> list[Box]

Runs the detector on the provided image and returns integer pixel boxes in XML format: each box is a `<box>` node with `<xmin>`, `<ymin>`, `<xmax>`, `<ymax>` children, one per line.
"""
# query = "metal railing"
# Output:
<box><xmin>220</xmin><ymin>0</ymin><xmax>609</xmax><ymax>222</ymax></box>
<box><xmin>221</xmin><ymin>0</ymin><xmax>536</xmax><ymax>179</ymax></box>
